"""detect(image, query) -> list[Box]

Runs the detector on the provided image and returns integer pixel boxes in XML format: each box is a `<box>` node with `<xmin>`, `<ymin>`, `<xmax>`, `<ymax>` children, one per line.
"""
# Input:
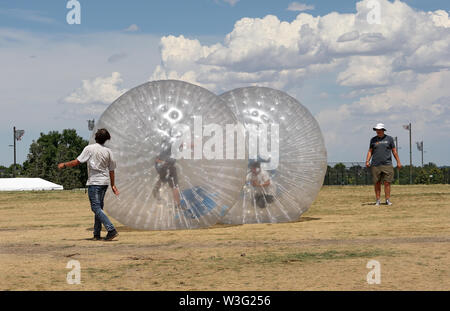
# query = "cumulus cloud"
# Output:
<box><xmin>152</xmin><ymin>0</ymin><xmax>450</xmax><ymax>92</ymax></box>
<box><xmin>217</xmin><ymin>0</ymin><xmax>240</xmax><ymax>6</ymax></box>
<box><xmin>63</xmin><ymin>72</ymin><xmax>128</xmax><ymax>115</ymax></box>
<box><xmin>287</xmin><ymin>2</ymin><xmax>315</xmax><ymax>12</ymax></box>
<box><xmin>124</xmin><ymin>24</ymin><xmax>139</xmax><ymax>32</ymax></box>
<box><xmin>150</xmin><ymin>0</ymin><xmax>450</xmax><ymax>163</ymax></box>
<box><xmin>336</xmin><ymin>55</ymin><xmax>393</xmax><ymax>88</ymax></box>
<box><xmin>337</xmin><ymin>30</ymin><xmax>360</xmax><ymax>42</ymax></box>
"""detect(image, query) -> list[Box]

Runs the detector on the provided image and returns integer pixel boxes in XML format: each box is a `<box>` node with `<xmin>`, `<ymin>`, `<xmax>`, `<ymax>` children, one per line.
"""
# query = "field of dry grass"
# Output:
<box><xmin>0</xmin><ymin>185</ymin><xmax>449</xmax><ymax>291</ymax></box>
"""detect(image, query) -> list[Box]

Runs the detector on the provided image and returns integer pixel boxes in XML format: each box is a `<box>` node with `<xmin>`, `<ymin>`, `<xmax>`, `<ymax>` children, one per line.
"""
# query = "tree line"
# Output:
<box><xmin>324</xmin><ymin>162</ymin><xmax>450</xmax><ymax>185</ymax></box>
<box><xmin>0</xmin><ymin>129</ymin><xmax>88</xmax><ymax>189</ymax></box>
<box><xmin>1</xmin><ymin>129</ymin><xmax>449</xmax><ymax>188</ymax></box>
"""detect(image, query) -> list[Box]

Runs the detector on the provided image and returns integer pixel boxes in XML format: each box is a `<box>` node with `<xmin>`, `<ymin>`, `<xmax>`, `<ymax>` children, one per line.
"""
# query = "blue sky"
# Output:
<box><xmin>1</xmin><ymin>0</ymin><xmax>358</xmax><ymax>35</ymax></box>
<box><xmin>1</xmin><ymin>1</ymin><xmax>448</xmax><ymax>35</ymax></box>
<box><xmin>1</xmin><ymin>0</ymin><xmax>449</xmax><ymax>167</ymax></box>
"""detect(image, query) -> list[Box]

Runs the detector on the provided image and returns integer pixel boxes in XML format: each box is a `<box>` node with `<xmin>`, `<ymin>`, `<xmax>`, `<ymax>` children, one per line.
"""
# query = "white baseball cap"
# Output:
<box><xmin>373</xmin><ymin>123</ymin><xmax>386</xmax><ymax>131</ymax></box>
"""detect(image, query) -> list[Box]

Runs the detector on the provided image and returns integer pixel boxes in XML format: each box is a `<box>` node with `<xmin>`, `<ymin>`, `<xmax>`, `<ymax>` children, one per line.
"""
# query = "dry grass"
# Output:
<box><xmin>0</xmin><ymin>185</ymin><xmax>449</xmax><ymax>291</ymax></box>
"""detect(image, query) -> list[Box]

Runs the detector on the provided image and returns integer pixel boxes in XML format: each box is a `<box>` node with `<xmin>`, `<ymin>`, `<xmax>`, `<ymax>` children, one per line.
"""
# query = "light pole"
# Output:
<box><xmin>395</xmin><ymin>136</ymin><xmax>400</xmax><ymax>184</ymax></box>
<box><xmin>11</xmin><ymin>126</ymin><xmax>25</xmax><ymax>178</ymax></box>
<box><xmin>416</xmin><ymin>141</ymin><xmax>423</xmax><ymax>167</ymax></box>
<box><xmin>403</xmin><ymin>123</ymin><xmax>412</xmax><ymax>184</ymax></box>
<box><xmin>13</xmin><ymin>126</ymin><xmax>16</xmax><ymax>177</ymax></box>
<box><xmin>87</xmin><ymin>119</ymin><xmax>95</xmax><ymax>131</ymax></box>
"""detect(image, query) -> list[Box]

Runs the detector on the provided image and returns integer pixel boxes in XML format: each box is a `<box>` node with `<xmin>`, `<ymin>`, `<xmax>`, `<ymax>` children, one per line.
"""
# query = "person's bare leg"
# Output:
<box><xmin>384</xmin><ymin>181</ymin><xmax>392</xmax><ymax>205</ymax></box>
<box><xmin>173</xmin><ymin>188</ymin><xmax>181</xmax><ymax>206</ymax></box>
<box><xmin>384</xmin><ymin>181</ymin><xmax>391</xmax><ymax>199</ymax></box>
<box><xmin>152</xmin><ymin>179</ymin><xmax>162</xmax><ymax>199</ymax></box>
<box><xmin>374</xmin><ymin>182</ymin><xmax>381</xmax><ymax>201</ymax></box>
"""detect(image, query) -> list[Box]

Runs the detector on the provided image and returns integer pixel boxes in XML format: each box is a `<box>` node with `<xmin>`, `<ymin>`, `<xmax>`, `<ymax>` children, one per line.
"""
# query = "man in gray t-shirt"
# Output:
<box><xmin>365</xmin><ymin>123</ymin><xmax>402</xmax><ymax>206</ymax></box>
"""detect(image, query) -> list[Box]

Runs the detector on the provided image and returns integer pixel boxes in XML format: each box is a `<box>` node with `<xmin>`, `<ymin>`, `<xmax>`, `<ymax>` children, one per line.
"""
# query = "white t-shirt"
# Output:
<box><xmin>77</xmin><ymin>143</ymin><xmax>116</xmax><ymax>186</ymax></box>
<box><xmin>246</xmin><ymin>170</ymin><xmax>275</xmax><ymax>196</ymax></box>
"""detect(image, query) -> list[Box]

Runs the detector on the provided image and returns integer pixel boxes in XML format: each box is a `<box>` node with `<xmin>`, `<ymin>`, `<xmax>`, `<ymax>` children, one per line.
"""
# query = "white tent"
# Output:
<box><xmin>0</xmin><ymin>178</ymin><xmax>63</xmax><ymax>191</ymax></box>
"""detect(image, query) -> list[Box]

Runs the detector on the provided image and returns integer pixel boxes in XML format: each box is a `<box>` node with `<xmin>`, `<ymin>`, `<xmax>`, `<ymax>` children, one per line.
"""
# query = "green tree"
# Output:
<box><xmin>413</xmin><ymin>163</ymin><xmax>444</xmax><ymax>184</ymax></box>
<box><xmin>334</xmin><ymin>163</ymin><xmax>346</xmax><ymax>185</ymax></box>
<box><xmin>414</xmin><ymin>168</ymin><xmax>429</xmax><ymax>184</ymax></box>
<box><xmin>428</xmin><ymin>167</ymin><xmax>444</xmax><ymax>184</ymax></box>
<box><xmin>22</xmin><ymin>129</ymin><xmax>88</xmax><ymax>189</ymax></box>
<box><xmin>0</xmin><ymin>164</ymin><xmax>25</xmax><ymax>178</ymax></box>
<box><xmin>399</xmin><ymin>165</ymin><xmax>421</xmax><ymax>185</ymax></box>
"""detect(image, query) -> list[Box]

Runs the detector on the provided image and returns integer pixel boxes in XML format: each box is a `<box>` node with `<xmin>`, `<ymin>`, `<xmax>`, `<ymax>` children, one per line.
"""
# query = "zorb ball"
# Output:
<box><xmin>219</xmin><ymin>87</ymin><xmax>327</xmax><ymax>224</ymax></box>
<box><xmin>91</xmin><ymin>80</ymin><xmax>247</xmax><ymax>230</ymax></box>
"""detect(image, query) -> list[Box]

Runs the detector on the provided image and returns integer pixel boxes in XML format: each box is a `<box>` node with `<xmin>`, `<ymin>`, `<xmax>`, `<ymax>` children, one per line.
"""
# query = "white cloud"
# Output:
<box><xmin>2</xmin><ymin>0</ymin><xmax>449</xmax><ymax>165</ymax></box>
<box><xmin>0</xmin><ymin>28</ymin><xmax>161</xmax><ymax>123</ymax></box>
<box><xmin>287</xmin><ymin>2</ymin><xmax>315</xmax><ymax>12</ymax></box>
<box><xmin>316</xmin><ymin>69</ymin><xmax>450</xmax><ymax>161</ymax></box>
<box><xmin>124</xmin><ymin>24</ymin><xmax>139</xmax><ymax>32</ymax></box>
<box><xmin>152</xmin><ymin>0</ymin><xmax>449</xmax><ymax>91</ymax></box>
<box><xmin>150</xmin><ymin>0</ymin><xmax>450</xmax><ymax>93</ymax></box>
<box><xmin>337</xmin><ymin>30</ymin><xmax>360</xmax><ymax>42</ymax></box>
<box><xmin>336</xmin><ymin>55</ymin><xmax>393</xmax><ymax>88</ymax></box>
<box><xmin>351</xmin><ymin>70</ymin><xmax>450</xmax><ymax>118</ymax></box>
<box><xmin>0</xmin><ymin>28</ymin><xmax>162</xmax><ymax>165</ymax></box>
<box><xmin>149</xmin><ymin>0</ymin><xmax>450</xmax><ymax>164</ymax></box>
<box><xmin>63</xmin><ymin>72</ymin><xmax>127</xmax><ymax>114</ymax></box>
<box><xmin>215</xmin><ymin>0</ymin><xmax>240</xmax><ymax>6</ymax></box>
<box><xmin>430</xmin><ymin>10</ymin><xmax>450</xmax><ymax>27</ymax></box>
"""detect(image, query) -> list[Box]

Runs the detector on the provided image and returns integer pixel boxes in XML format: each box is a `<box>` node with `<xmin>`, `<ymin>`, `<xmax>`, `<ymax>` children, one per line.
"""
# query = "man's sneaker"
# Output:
<box><xmin>375</xmin><ymin>200</ymin><xmax>381</xmax><ymax>206</ymax></box>
<box><xmin>105</xmin><ymin>230</ymin><xmax>118</xmax><ymax>241</ymax></box>
<box><xmin>386</xmin><ymin>199</ymin><xmax>393</xmax><ymax>206</ymax></box>
<box><xmin>93</xmin><ymin>235</ymin><xmax>102</xmax><ymax>241</ymax></box>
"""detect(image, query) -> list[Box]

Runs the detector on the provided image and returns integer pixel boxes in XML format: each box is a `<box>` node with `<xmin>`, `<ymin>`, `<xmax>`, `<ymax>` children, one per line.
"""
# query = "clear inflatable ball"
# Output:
<box><xmin>219</xmin><ymin>87</ymin><xmax>327</xmax><ymax>224</ymax></box>
<box><xmin>91</xmin><ymin>80</ymin><xmax>247</xmax><ymax>230</ymax></box>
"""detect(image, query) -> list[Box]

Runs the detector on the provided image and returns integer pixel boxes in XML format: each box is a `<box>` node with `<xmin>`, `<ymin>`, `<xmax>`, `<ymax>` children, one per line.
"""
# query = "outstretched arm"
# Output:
<box><xmin>57</xmin><ymin>159</ymin><xmax>80</xmax><ymax>169</ymax></box>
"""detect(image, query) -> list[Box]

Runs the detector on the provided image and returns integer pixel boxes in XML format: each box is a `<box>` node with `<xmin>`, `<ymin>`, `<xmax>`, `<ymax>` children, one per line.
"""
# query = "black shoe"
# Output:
<box><xmin>105</xmin><ymin>230</ymin><xmax>118</xmax><ymax>241</ymax></box>
<box><xmin>93</xmin><ymin>235</ymin><xmax>102</xmax><ymax>241</ymax></box>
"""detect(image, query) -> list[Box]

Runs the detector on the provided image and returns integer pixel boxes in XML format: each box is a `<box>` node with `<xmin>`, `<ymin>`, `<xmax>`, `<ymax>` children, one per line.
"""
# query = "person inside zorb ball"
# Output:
<box><xmin>247</xmin><ymin>161</ymin><xmax>275</xmax><ymax>209</ymax></box>
<box><xmin>219</xmin><ymin>86</ymin><xmax>327</xmax><ymax>224</ymax></box>
<box><xmin>152</xmin><ymin>129</ymin><xmax>181</xmax><ymax>208</ymax></box>
<box><xmin>92</xmin><ymin>80</ymin><xmax>247</xmax><ymax>230</ymax></box>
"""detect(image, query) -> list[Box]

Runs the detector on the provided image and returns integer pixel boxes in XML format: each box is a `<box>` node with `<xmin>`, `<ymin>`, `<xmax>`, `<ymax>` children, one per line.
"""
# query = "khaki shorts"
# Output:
<box><xmin>371</xmin><ymin>165</ymin><xmax>394</xmax><ymax>183</ymax></box>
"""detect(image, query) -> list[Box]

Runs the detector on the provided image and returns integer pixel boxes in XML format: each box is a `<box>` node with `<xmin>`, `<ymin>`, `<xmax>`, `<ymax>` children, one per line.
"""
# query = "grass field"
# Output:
<box><xmin>0</xmin><ymin>185</ymin><xmax>449</xmax><ymax>291</ymax></box>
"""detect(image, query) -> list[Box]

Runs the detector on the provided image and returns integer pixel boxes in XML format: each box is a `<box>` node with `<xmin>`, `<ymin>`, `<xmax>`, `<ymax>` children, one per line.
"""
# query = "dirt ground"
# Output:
<box><xmin>0</xmin><ymin>185</ymin><xmax>449</xmax><ymax>291</ymax></box>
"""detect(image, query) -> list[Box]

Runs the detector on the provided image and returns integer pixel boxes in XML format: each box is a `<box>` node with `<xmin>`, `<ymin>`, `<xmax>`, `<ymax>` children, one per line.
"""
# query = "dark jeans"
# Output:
<box><xmin>155</xmin><ymin>162</ymin><xmax>178</xmax><ymax>188</ymax></box>
<box><xmin>88</xmin><ymin>185</ymin><xmax>115</xmax><ymax>236</ymax></box>
<box><xmin>255</xmin><ymin>193</ymin><xmax>274</xmax><ymax>208</ymax></box>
